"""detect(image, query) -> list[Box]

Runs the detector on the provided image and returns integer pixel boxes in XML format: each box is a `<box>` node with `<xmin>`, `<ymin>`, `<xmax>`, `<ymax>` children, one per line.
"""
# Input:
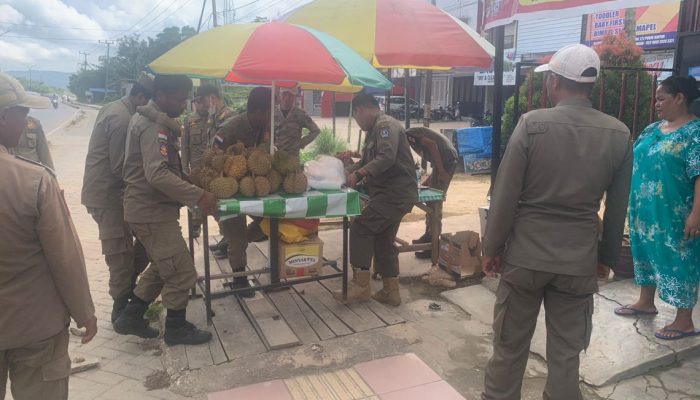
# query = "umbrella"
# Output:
<box><xmin>282</xmin><ymin>0</ymin><xmax>495</xmax><ymax>69</ymax></box>
<box><xmin>149</xmin><ymin>21</ymin><xmax>392</xmax><ymax>152</ymax></box>
<box><xmin>149</xmin><ymin>22</ymin><xmax>392</xmax><ymax>91</ymax></box>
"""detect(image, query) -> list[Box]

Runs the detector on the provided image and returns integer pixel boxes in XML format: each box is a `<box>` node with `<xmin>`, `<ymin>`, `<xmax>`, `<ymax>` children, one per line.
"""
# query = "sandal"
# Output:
<box><xmin>614</xmin><ymin>305</ymin><xmax>658</xmax><ymax>316</ymax></box>
<box><xmin>654</xmin><ymin>328</ymin><xmax>700</xmax><ymax>341</ymax></box>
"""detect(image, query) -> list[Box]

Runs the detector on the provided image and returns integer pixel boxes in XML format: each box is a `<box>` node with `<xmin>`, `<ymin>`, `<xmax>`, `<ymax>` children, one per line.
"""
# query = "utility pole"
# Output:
<box><xmin>197</xmin><ymin>0</ymin><xmax>208</xmax><ymax>33</ymax></box>
<box><xmin>99</xmin><ymin>40</ymin><xmax>114</xmax><ymax>96</ymax></box>
<box><xmin>79</xmin><ymin>51</ymin><xmax>89</xmax><ymax>71</ymax></box>
<box><xmin>212</xmin><ymin>0</ymin><xmax>219</xmax><ymax>27</ymax></box>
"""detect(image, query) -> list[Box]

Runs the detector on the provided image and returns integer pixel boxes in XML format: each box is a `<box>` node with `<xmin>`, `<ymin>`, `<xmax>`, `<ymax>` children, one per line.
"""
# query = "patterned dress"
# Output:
<box><xmin>629</xmin><ymin>119</ymin><xmax>700</xmax><ymax>309</ymax></box>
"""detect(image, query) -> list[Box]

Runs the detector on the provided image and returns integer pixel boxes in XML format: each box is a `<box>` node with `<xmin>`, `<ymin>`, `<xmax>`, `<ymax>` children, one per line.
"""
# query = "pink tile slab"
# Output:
<box><xmin>208</xmin><ymin>379</ymin><xmax>293</xmax><ymax>400</ymax></box>
<box><xmin>354</xmin><ymin>353</ymin><xmax>442</xmax><ymax>394</ymax></box>
<box><xmin>380</xmin><ymin>380</ymin><xmax>466</xmax><ymax>400</ymax></box>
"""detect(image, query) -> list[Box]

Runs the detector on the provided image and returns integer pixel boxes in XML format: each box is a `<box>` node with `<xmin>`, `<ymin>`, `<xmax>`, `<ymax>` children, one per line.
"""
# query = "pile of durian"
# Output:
<box><xmin>190</xmin><ymin>143</ymin><xmax>308</xmax><ymax>198</ymax></box>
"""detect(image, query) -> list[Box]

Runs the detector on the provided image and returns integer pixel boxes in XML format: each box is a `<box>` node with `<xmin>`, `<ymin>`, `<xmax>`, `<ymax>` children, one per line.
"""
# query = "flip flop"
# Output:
<box><xmin>654</xmin><ymin>328</ymin><xmax>700</xmax><ymax>341</ymax></box>
<box><xmin>614</xmin><ymin>305</ymin><xmax>658</xmax><ymax>316</ymax></box>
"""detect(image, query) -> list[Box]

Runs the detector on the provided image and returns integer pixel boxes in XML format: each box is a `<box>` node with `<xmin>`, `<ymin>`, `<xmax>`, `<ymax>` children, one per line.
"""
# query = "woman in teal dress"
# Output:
<box><xmin>615</xmin><ymin>76</ymin><xmax>700</xmax><ymax>340</ymax></box>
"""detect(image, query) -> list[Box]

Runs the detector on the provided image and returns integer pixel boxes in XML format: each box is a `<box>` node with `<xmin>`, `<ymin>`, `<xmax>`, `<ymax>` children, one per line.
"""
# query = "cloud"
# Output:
<box><xmin>0</xmin><ymin>39</ymin><xmax>72</xmax><ymax>65</ymax></box>
<box><xmin>0</xmin><ymin>4</ymin><xmax>24</xmax><ymax>24</ymax></box>
<box><xmin>6</xmin><ymin>0</ymin><xmax>106</xmax><ymax>40</ymax></box>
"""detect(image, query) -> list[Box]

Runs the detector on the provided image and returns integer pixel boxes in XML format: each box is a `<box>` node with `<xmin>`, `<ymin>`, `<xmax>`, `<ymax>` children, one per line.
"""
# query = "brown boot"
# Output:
<box><xmin>373</xmin><ymin>277</ymin><xmax>401</xmax><ymax>306</ymax></box>
<box><xmin>333</xmin><ymin>268</ymin><xmax>371</xmax><ymax>303</ymax></box>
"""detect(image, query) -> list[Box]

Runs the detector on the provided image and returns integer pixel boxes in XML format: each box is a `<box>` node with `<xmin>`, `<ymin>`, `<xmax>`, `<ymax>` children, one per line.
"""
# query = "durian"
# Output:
<box><xmin>272</xmin><ymin>150</ymin><xmax>299</xmax><ymax>174</ymax></box>
<box><xmin>224</xmin><ymin>155</ymin><xmax>247</xmax><ymax>178</ymax></box>
<box><xmin>225</xmin><ymin>142</ymin><xmax>246</xmax><ymax>156</ymax></box>
<box><xmin>203</xmin><ymin>148</ymin><xmax>222</xmax><ymax>168</ymax></box>
<box><xmin>267</xmin><ymin>169</ymin><xmax>282</xmax><ymax>192</ymax></box>
<box><xmin>208</xmin><ymin>177</ymin><xmax>238</xmax><ymax>198</ymax></box>
<box><xmin>239</xmin><ymin>176</ymin><xmax>256</xmax><ymax>197</ymax></box>
<box><xmin>198</xmin><ymin>167</ymin><xmax>219</xmax><ymax>190</ymax></box>
<box><xmin>254</xmin><ymin>176</ymin><xmax>271</xmax><ymax>197</ymax></box>
<box><xmin>283</xmin><ymin>169</ymin><xmax>307</xmax><ymax>194</ymax></box>
<box><xmin>247</xmin><ymin>147</ymin><xmax>272</xmax><ymax>175</ymax></box>
<box><xmin>210</xmin><ymin>154</ymin><xmax>228</xmax><ymax>173</ymax></box>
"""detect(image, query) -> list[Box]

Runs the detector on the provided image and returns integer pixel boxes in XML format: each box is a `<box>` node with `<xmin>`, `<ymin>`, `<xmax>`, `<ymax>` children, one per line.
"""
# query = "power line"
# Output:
<box><xmin>99</xmin><ymin>40</ymin><xmax>115</xmax><ymax>91</ymax></box>
<box><xmin>0</xmin><ymin>21</ymin><xmax>162</xmax><ymax>33</ymax></box>
<box><xmin>109</xmin><ymin>0</ymin><xmax>174</xmax><ymax>39</ymax></box>
<box><xmin>133</xmin><ymin>0</ymin><xmax>197</xmax><ymax>37</ymax></box>
<box><xmin>133</xmin><ymin>0</ymin><xmax>190</xmax><ymax>36</ymax></box>
<box><xmin>79</xmin><ymin>51</ymin><xmax>89</xmax><ymax>71</ymax></box>
<box><xmin>236</xmin><ymin>0</ymin><xmax>286</xmax><ymax>22</ymax></box>
<box><xmin>0</xmin><ymin>34</ymin><xmax>98</xmax><ymax>42</ymax></box>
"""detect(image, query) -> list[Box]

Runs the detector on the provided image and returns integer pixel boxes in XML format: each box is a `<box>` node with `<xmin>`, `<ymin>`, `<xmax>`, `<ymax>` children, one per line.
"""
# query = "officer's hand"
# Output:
<box><xmin>482</xmin><ymin>256</ymin><xmax>501</xmax><ymax>278</ymax></box>
<box><xmin>80</xmin><ymin>316</ymin><xmax>98</xmax><ymax>344</ymax></box>
<box><xmin>597</xmin><ymin>263</ymin><xmax>611</xmax><ymax>281</ymax></box>
<box><xmin>198</xmin><ymin>191</ymin><xmax>219</xmax><ymax>216</ymax></box>
<box><xmin>346</xmin><ymin>172</ymin><xmax>358</xmax><ymax>188</ymax></box>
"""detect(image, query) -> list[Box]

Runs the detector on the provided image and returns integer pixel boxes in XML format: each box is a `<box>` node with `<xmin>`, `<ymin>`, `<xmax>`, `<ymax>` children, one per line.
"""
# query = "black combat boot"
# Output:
<box><xmin>163</xmin><ymin>309</ymin><xmax>212</xmax><ymax>346</ymax></box>
<box><xmin>212</xmin><ymin>242</ymin><xmax>229</xmax><ymax>259</ymax></box>
<box><xmin>113</xmin><ymin>298</ymin><xmax>159</xmax><ymax>338</ymax></box>
<box><xmin>229</xmin><ymin>277</ymin><xmax>255</xmax><ymax>298</ymax></box>
<box><xmin>412</xmin><ymin>232</ymin><xmax>431</xmax><ymax>244</ymax></box>
<box><xmin>110</xmin><ymin>293</ymin><xmax>130</xmax><ymax>323</ymax></box>
<box><xmin>209</xmin><ymin>240</ymin><xmax>226</xmax><ymax>252</ymax></box>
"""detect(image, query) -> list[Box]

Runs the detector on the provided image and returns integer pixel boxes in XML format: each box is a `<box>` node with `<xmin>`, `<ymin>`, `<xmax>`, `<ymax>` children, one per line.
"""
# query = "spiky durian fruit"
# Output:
<box><xmin>247</xmin><ymin>147</ymin><xmax>272</xmax><ymax>175</ymax></box>
<box><xmin>267</xmin><ymin>169</ymin><xmax>282</xmax><ymax>193</ymax></box>
<box><xmin>225</xmin><ymin>142</ymin><xmax>246</xmax><ymax>156</ymax></box>
<box><xmin>272</xmin><ymin>150</ymin><xmax>299</xmax><ymax>174</ymax></box>
<box><xmin>254</xmin><ymin>176</ymin><xmax>271</xmax><ymax>197</ymax></box>
<box><xmin>203</xmin><ymin>148</ymin><xmax>222</xmax><ymax>168</ymax></box>
<box><xmin>208</xmin><ymin>177</ymin><xmax>238</xmax><ymax>198</ymax></box>
<box><xmin>283</xmin><ymin>169</ymin><xmax>308</xmax><ymax>194</ymax></box>
<box><xmin>224</xmin><ymin>155</ymin><xmax>247</xmax><ymax>179</ymax></box>
<box><xmin>239</xmin><ymin>176</ymin><xmax>256</xmax><ymax>197</ymax></box>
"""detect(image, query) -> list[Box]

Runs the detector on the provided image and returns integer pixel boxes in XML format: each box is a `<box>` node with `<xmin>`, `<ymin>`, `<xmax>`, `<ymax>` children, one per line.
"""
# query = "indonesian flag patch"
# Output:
<box><xmin>213</xmin><ymin>132</ymin><xmax>224</xmax><ymax>149</ymax></box>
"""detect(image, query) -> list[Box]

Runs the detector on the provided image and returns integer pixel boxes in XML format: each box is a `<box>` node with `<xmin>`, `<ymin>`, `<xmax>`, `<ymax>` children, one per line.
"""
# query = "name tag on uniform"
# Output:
<box><xmin>380</xmin><ymin>128</ymin><xmax>390</xmax><ymax>138</ymax></box>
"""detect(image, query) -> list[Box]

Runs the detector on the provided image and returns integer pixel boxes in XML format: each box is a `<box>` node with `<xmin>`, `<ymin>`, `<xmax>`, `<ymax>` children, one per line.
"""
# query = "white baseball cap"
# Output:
<box><xmin>280</xmin><ymin>87</ymin><xmax>298</xmax><ymax>95</ymax></box>
<box><xmin>534</xmin><ymin>44</ymin><xmax>600</xmax><ymax>83</ymax></box>
<box><xmin>0</xmin><ymin>72</ymin><xmax>51</xmax><ymax>109</ymax></box>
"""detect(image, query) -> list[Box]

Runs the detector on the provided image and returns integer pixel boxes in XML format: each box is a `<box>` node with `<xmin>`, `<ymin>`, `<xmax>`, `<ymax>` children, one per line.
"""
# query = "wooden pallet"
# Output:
<box><xmin>181</xmin><ymin>231</ymin><xmax>405</xmax><ymax>371</ymax></box>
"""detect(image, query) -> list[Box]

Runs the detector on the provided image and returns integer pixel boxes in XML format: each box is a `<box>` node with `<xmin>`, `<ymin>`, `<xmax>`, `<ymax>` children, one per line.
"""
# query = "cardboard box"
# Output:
<box><xmin>478</xmin><ymin>205</ymin><xmax>489</xmax><ymax>240</ymax></box>
<box><xmin>438</xmin><ymin>231</ymin><xmax>483</xmax><ymax>279</ymax></box>
<box><xmin>279</xmin><ymin>236</ymin><xmax>324</xmax><ymax>279</ymax></box>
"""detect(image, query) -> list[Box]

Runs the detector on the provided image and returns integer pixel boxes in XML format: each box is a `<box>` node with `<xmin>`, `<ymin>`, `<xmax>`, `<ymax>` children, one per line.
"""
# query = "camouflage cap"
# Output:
<box><xmin>0</xmin><ymin>72</ymin><xmax>51</xmax><ymax>109</ymax></box>
<box><xmin>136</xmin><ymin>72</ymin><xmax>155</xmax><ymax>93</ymax></box>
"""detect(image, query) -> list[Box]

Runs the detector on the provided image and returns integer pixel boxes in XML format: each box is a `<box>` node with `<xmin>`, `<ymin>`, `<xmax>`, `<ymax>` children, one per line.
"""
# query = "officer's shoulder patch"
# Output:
<box><xmin>380</xmin><ymin>128</ymin><xmax>390</xmax><ymax>138</ymax></box>
<box><xmin>15</xmin><ymin>155</ymin><xmax>56</xmax><ymax>177</ymax></box>
<box><xmin>157</xmin><ymin>129</ymin><xmax>168</xmax><ymax>143</ymax></box>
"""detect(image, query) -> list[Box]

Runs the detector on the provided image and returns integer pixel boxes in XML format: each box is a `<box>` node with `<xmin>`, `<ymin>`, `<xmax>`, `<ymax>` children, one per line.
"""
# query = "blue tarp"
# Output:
<box><xmin>456</xmin><ymin>127</ymin><xmax>492</xmax><ymax>157</ymax></box>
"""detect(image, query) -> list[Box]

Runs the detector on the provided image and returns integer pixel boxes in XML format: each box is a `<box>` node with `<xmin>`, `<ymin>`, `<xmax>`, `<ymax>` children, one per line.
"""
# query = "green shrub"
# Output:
<box><xmin>300</xmin><ymin>127</ymin><xmax>347</xmax><ymax>163</ymax></box>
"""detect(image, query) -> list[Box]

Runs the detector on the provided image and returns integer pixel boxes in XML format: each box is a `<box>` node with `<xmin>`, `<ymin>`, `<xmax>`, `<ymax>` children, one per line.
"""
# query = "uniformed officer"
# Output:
<box><xmin>10</xmin><ymin>115</ymin><xmax>55</xmax><ymax>168</ymax></box>
<box><xmin>274</xmin><ymin>87</ymin><xmax>320</xmax><ymax>157</ymax></box>
<box><xmin>212</xmin><ymin>87</ymin><xmax>272</xmax><ymax>296</ymax></box>
<box><xmin>339</xmin><ymin>93</ymin><xmax>417</xmax><ymax>306</ymax></box>
<box><xmin>0</xmin><ymin>72</ymin><xmax>97</xmax><ymax>400</ymax></box>
<box><xmin>405</xmin><ymin>127</ymin><xmax>458</xmax><ymax>259</ymax></box>
<box><xmin>114</xmin><ymin>75</ymin><xmax>219</xmax><ymax>346</ymax></box>
<box><xmin>181</xmin><ymin>84</ymin><xmax>235</xmax><ymax>244</ymax></box>
<box><xmin>482</xmin><ymin>45</ymin><xmax>632</xmax><ymax>400</ymax></box>
<box><xmin>81</xmin><ymin>72</ymin><xmax>153</xmax><ymax>324</ymax></box>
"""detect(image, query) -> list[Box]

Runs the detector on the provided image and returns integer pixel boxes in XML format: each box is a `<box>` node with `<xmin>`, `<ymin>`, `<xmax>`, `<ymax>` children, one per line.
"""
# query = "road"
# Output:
<box><xmin>30</xmin><ymin>102</ymin><xmax>80</xmax><ymax>135</ymax></box>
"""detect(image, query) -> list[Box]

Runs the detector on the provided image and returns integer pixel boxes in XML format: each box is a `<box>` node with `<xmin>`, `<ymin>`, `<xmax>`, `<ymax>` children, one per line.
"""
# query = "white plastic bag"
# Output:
<box><xmin>304</xmin><ymin>155</ymin><xmax>346</xmax><ymax>190</ymax></box>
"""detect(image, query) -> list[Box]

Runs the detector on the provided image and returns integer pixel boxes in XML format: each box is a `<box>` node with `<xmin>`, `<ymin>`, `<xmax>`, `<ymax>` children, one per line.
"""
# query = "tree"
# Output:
<box><xmin>68</xmin><ymin>69</ymin><xmax>104</xmax><ymax>102</ymax></box>
<box><xmin>501</xmin><ymin>33</ymin><xmax>652</xmax><ymax>145</ymax></box>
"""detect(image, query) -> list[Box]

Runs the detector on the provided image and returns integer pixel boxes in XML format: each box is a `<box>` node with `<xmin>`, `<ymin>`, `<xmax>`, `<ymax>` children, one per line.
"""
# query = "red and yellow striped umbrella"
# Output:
<box><xmin>283</xmin><ymin>0</ymin><xmax>495</xmax><ymax>70</ymax></box>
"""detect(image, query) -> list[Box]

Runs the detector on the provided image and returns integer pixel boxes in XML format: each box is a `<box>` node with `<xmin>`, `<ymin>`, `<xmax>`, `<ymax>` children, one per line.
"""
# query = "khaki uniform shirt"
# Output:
<box><xmin>484</xmin><ymin>98</ymin><xmax>633</xmax><ymax>276</ymax></box>
<box><xmin>123</xmin><ymin>101</ymin><xmax>204</xmax><ymax>223</ymax></box>
<box><xmin>81</xmin><ymin>96</ymin><xmax>137</xmax><ymax>209</ymax></box>
<box><xmin>405</xmin><ymin>127</ymin><xmax>458</xmax><ymax>168</ymax></box>
<box><xmin>274</xmin><ymin>106</ymin><xmax>320</xmax><ymax>156</ymax></box>
<box><xmin>0</xmin><ymin>146</ymin><xmax>94</xmax><ymax>349</ymax></box>
<box><xmin>358</xmin><ymin>113</ymin><xmax>417</xmax><ymax>205</ymax></box>
<box><xmin>10</xmin><ymin>116</ymin><xmax>54</xmax><ymax>169</ymax></box>
<box><xmin>214</xmin><ymin>113</ymin><xmax>267</xmax><ymax>150</ymax></box>
<box><xmin>181</xmin><ymin>105</ymin><xmax>235</xmax><ymax>172</ymax></box>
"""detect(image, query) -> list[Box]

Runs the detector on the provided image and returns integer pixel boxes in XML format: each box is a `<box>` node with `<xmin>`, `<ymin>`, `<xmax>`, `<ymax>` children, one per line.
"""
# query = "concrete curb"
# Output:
<box><xmin>46</xmin><ymin>109</ymin><xmax>82</xmax><ymax>137</ymax></box>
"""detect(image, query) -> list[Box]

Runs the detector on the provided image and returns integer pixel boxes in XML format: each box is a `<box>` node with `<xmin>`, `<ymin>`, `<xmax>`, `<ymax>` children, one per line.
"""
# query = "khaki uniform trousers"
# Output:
<box><xmin>220</xmin><ymin>216</ymin><xmax>248</xmax><ymax>273</ymax></box>
<box><xmin>350</xmin><ymin>202</ymin><xmax>412</xmax><ymax>277</ymax></box>
<box><xmin>425</xmin><ymin>161</ymin><xmax>456</xmax><ymax>236</ymax></box>
<box><xmin>129</xmin><ymin>221</ymin><xmax>197</xmax><ymax>310</ymax></box>
<box><xmin>88</xmin><ymin>208</ymin><xmax>149</xmax><ymax>299</ymax></box>
<box><xmin>482</xmin><ymin>264</ymin><xmax>597</xmax><ymax>400</ymax></box>
<box><xmin>0</xmin><ymin>329</ymin><xmax>70</xmax><ymax>400</ymax></box>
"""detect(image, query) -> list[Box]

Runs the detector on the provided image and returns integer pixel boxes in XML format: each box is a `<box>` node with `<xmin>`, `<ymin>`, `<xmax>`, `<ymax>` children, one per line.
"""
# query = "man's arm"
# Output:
<box><xmin>483</xmin><ymin>116</ymin><xmax>530</xmax><ymax>258</ymax></box>
<box><xmin>35</xmin><ymin>121</ymin><xmax>55</xmax><ymax>169</ymax></box>
<box><xmin>108</xmin><ymin>114</ymin><xmax>130</xmax><ymax>178</ymax></box>
<box><xmin>299</xmin><ymin>112</ymin><xmax>321</xmax><ymax>149</ymax></box>
<box><xmin>358</xmin><ymin>126</ymin><xmax>400</xmax><ymax>177</ymax></box>
<box><xmin>140</xmin><ymin>126</ymin><xmax>205</xmax><ymax>208</ymax></box>
<box><xmin>598</xmin><ymin>139</ymin><xmax>633</xmax><ymax>267</ymax></box>
<box><xmin>419</xmin><ymin>137</ymin><xmax>448</xmax><ymax>181</ymax></box>
<box><xmin>36</xmin><ymin>172</ymin><xmax>95</xmax><ymax>329</ymax></box>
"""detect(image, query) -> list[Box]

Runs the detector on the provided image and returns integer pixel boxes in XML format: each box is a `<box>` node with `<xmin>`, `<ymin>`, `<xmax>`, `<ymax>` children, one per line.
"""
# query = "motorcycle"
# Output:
<box><xmin>430</xmin><ymin>106</ymin><xmax>445</xmax><ymax>121</ymax></box>
<box><xmin>51</xmin><ymin>98</ymin><xmax>59</xmax><ymax>109</ymax></box>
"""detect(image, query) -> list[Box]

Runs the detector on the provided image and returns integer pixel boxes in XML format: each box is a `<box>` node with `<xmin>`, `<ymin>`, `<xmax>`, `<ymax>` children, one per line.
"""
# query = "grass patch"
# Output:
<box><xmin>145</xmin><ymin>301</ymin><xmax>164</xmax><ymax>322</ymax></box>
<box><xmin>300</xmin><ymin>127</ymin><xmax>347</xmax><ymax>164</ymax></box>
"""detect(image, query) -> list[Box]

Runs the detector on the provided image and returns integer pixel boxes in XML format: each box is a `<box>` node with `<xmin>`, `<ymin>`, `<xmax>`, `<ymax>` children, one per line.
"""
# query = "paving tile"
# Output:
<box><xmin>353</xmin><ymin>353</ymin><xmax>441</xmax><ymax>395</ymax></box>
<box><xmin>379</xmin><ymin>381</ymin><xmax>466</xmax><ymax>400</ymax></box>
<box><xmin>208</xmin><ymin>379</ymin><xmax>293</xmax><ymax>400</ymax></box>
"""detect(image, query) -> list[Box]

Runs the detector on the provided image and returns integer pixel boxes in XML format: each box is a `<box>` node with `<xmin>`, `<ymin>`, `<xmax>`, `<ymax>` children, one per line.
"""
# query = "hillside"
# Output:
<box><xmin>6</xmin><ymin>70</ymin><xmax>72</xmax><ymax>90</ymax></box>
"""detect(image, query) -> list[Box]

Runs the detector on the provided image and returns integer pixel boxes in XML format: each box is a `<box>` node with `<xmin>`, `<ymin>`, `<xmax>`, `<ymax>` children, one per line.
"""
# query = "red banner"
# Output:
<box><xmin>483</xmin><ymin>0</ymin><xmax>672</xmax><ymax>30</ymax></box>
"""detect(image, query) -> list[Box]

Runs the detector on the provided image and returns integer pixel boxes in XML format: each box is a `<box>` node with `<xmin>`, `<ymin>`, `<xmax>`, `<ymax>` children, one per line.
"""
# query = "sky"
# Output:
<box><xmin>0</xmin><ymin>0</ymin><xmax>313</xmax><ymax>73</ymax></box>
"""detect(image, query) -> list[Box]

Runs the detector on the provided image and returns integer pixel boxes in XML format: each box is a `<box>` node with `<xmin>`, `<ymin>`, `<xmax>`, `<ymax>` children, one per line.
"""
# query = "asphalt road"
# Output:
<box><xmin>29</xmin><ymin>103</ymin><xmax>79</xmax><ymax>135</ymax></box>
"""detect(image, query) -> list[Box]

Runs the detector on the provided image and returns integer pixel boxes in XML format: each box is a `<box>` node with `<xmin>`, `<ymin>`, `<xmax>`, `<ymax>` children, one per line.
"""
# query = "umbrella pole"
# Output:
<box><xmin>271</xmin><ymin>81</ymin><xmax>276</xmax><ymax>155</ymax></box>
<box><xmin>347</xmin><ymin>97</ymin><xmax>353</xmax><ymax>144</ymax></box>
<box><xmin>332</xmin><ymin>92</ymin><xmax>336</xmax><ymax>137</ymax></box>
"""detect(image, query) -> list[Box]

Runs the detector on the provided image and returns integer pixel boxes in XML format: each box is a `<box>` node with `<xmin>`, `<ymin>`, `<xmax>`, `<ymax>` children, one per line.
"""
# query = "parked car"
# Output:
<box><xmin>374</xmin><ymin>95</ymin><xmax>423</xmax><ymax>120</ymax></box>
